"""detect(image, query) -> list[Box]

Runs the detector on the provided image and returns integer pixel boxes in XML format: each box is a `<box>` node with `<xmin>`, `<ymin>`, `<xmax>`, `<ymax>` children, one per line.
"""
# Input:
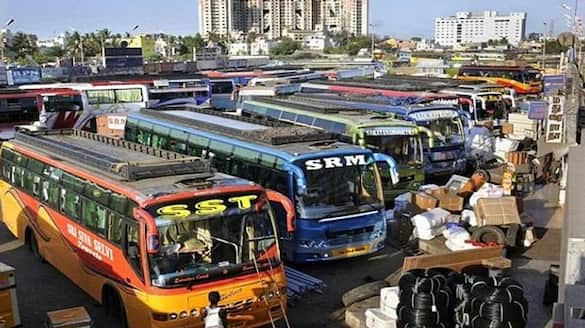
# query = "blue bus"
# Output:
<box><xmin>125</xmin><ymin>108</ymin><xmax>398</xmax><ymax>263</ymax></box>
<box><xmin>289</xmin><ymin>93</ymin><xmax>467</xmax><ymax>178</ymax></box>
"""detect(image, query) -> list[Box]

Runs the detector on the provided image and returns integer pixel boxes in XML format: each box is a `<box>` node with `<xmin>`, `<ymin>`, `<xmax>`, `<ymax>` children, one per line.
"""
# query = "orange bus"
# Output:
<box><xmin>456</xmin><ymin>65</ymin><xmax>543</xmax><ymax>95</ymax></box>
<box><xmin>0</xmin><ymin>129</ymin><xmax>294</xmax><ymax>328</ymax></box>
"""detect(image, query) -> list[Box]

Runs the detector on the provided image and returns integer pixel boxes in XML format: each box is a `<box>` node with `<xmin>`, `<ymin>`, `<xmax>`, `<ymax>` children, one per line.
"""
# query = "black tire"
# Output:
<box><xmin>471</xmin><ymin>226</ymin><xmax>506</xmax><ymax>245</ymax></box>
<box><xmin>104</xmin><ymin>288</ymin><xmax>128</xmax><ymax>328</ymax></box>
<box><xmin>28</xmin><ymin>231</ymin><xmax>44</xmax><ymax>262</ymax></box>
<box><xmin>505</xmin><ymin>224</ymin><xmax>521</xmax><ymax>247</ymax></box>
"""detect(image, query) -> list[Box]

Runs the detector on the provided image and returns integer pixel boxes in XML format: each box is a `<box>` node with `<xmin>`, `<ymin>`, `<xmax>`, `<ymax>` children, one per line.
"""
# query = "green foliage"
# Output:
<box><xmin>544</xmin><ymin>39</ymin><xmax>569</xmax><ymax>54</ymax></box>
<box><xmin>270</xmin><ymin>37</ymin><xmax>301</xmax><ymax>56</ymax></box>
<box><xmin>7</xmin><ymin>32</ymin><xmax>38</xmax><ymax>58</ymax></box>
<box><xmin>325</xmin><ymin>33</ymin><xmax>373</xmax><ymax>56</ymax></box>
<box><xmin>445</xmin><ymin>67</ymin><xmax>459</xmax><ymax>77</ymax></box>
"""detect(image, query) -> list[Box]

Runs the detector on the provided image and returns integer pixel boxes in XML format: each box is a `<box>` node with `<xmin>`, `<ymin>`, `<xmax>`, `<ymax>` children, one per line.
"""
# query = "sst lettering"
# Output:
<box><xmin>156</xmin><ymin>195</ymin><xmax>259</xmax><ymax>219</ymax></box>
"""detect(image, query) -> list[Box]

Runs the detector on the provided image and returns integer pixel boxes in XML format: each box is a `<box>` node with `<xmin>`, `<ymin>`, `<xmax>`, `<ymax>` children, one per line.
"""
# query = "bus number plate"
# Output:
<box><xmin>333</xmin><ymin>245</ymin><xmax>370</xmax><ymax>257</ymax></box>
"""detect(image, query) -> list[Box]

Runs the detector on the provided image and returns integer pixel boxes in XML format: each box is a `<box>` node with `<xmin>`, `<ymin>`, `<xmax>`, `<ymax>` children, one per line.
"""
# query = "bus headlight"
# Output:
<box><xmin>169</xmin><ymin>313</ymin><xmax>178</xmax><ymax>320</ymax></box>
<box><xmin>371</xmin><ymin>222</ymin><xmax>385</xmax><ymax>239</ymax></box>
<box><xmin>179</xmin><ymin>311</ymin><xmax>188</xmax><ymax>319</ymax></box>
<box><xmin>191</xmin><ymin>309</ymin><xmax>199</xmax><ymax>317</ymax></box>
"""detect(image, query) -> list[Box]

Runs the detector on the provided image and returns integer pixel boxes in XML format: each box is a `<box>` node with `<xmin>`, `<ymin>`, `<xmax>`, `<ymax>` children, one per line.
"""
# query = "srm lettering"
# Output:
<box><xmin>305</xmin><ymin>155</ymin><xmax>367</xmax><ymax>171</ymax></box>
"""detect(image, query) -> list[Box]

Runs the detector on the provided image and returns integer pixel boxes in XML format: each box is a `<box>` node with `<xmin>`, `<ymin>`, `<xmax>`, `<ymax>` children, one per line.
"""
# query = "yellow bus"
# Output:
<box><xmin>0</xmin><ymin>129</ymin><xmax>294</xmax><ymax>328</ymax></box>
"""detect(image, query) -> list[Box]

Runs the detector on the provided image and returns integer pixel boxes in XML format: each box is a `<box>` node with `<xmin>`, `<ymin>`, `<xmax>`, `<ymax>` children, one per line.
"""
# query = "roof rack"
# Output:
<box><xmin>14</xmin><ymin>129</ymin><xmax>212</xmax><ymax>181</ymax></box>
<box><xmin>141</xmin><ymin>107</ymin><xmax>338</xmax><ymax>145</ymax></box>
<box><xmin>253</xmin><ymin>96</ymin><xmax>343</xmax><ymax>114</ymax></box>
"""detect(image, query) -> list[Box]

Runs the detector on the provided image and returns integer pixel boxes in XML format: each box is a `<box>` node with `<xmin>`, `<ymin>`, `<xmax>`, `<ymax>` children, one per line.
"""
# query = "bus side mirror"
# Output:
<box><xmin>266</xmin><ymin>190</ymin><xmax>295</xmax><ymax>233</ymax></box>
<box><xmin>134</xmin><ymin>208</ymin><xmax>160</xmax><ymax>254</ymax></box>
<box><xmin>372</xmin><ymin>153</ymin><xmax>400</xmax><ymax>186</ymax></box>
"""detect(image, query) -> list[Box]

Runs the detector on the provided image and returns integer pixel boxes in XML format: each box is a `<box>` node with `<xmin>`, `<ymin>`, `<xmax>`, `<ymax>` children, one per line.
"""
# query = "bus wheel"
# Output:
<box><xmin>103</xmin><ymin>287</ymin><xmax>128</xmax><ymax>328</ymax></box>
<box><xmin>26</xmin><ymin>229</ymin><xmax>44</xmax><ymax>262</ymax></box>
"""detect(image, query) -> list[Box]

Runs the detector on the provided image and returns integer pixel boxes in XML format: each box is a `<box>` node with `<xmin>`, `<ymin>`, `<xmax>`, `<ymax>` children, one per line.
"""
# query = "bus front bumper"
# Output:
<box><xmin>292</xmin><ymin>233</ymin><xmax>386</xmax><ymax>263</ymax></box>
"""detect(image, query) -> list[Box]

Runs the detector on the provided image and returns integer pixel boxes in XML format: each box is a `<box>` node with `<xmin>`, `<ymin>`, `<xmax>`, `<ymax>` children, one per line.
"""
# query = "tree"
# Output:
<box><xmin>545</xmin><ymin>39</ymin><xmax>568</xmax><ymax>54</ymax></box>
<box><xmin>44</xmin><ymin>46</ymin><xmax>65</xmax><ymax>58</ymax></box>
<box><xmin>270</xmin><ymin>37</ymin><xmax>301</xmax><ymax>56</ymax></box>
<box><xmin>7</xmin><ymin>32</ymin><xmax>38</xmax><ymax>59</ymax></box>
<box><xmin>411</xmin><ymin>37</ymin><xmax>422</xmax><ymax>42</ymax></box>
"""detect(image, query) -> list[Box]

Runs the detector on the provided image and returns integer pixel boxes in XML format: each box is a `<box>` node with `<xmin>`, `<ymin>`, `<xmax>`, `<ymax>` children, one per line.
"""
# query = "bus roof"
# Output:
<box><xmin>459</xmin><ymin>65</ymin><xmax>540</xmax><ymax>71</ymax></box>
<box><xmin>246</xmin><ymin>96</ymin><xmax>420</xmax><ymax>130</ymax></box>
<box><xmin>130</xmin><ymin>108</ymin><xmax>367</xmax><ymax>160</ymax></box>
<box><xmin>11</xmin><ymin>129</ymin><xmax>254</xmax><ymax>203</ymax></box>
<box><xmin>440</xmin><ymin>88</ymin><xmax>503</xmax><ymax>96</ymax></box>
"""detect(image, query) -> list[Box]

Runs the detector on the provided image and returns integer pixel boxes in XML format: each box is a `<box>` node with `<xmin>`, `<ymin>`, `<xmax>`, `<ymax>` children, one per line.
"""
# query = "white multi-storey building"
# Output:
<box><xmin>198</xmin><ymin>0</ymin><xmax>368</xmax><ymax>40</ymax></box>
<box><xmin>435</xmin><ymin>11</ymin><xmax>526</xmax><ymax>47</ymax></box>
<box><xmin>198</xmin><ymin>0</ymin><xmax>234</xmax><ymax>37</ymax></box>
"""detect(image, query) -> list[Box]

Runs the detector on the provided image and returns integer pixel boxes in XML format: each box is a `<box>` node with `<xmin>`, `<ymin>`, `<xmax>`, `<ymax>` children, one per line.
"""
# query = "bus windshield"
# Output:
<box><xmin>295</xmin><ymin>154</ymin><xmax>383</xmax><ymax>220</ymax></box>
<box><xmin>365</xmin><ymin>135</ymin><xmax>421</xmax><ymax>166</ymax></box>
<box><xmin>147</xmin><ymin>193</ymin><xmax>277</xmax><ymax>288</ymax></box>
<box><xmin>480</xmin><ymin>95</ymin><xmax>507</xmax><ymax>120</ymax></box>
<box><xmin>424</xmin><ymin>118</ymin><xmax>464</xmax><ymax>147</ymax></box>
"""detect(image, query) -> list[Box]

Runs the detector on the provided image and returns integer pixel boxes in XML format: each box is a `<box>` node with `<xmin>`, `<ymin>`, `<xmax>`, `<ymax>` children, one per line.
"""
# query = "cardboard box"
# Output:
<box><xmin>474</xmin><ymin>197</ymin><xmax>521</xmax><ymax>226</ymax></box>
<box><xmin>507</xmin><ymin>151</ymin><xmax>529</xmax><ymax>165</ymax></box>
<box><xmin>411</xmin><ymin>192</ymin><xmax>438</xmax><ymax>211</ymax></box>
<box><xmin>429</xmin><ymin>187</ymin><xmax>464</xmax><ymax>212</ymax></box>
<box><xmin>501</xmin><ymin>123</ymin><xmax>514</xmax><ymax>135</ymax></box>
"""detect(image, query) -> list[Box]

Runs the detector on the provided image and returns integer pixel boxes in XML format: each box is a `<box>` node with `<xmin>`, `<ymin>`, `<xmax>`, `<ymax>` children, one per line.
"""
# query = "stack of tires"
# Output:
<box><xmin>398</xmin><ymin>269</ymin><xmax>528</xmax><ymax>328</ymax></box>
<box><xmin>397</xmin><ymin>269</ymin><xmax>454</xmax><ymax>328</ymax></box>
<box><xmin>469</xmin><ymin>276</ymin><xmax>528</xmax><ymax>328</ymax></box>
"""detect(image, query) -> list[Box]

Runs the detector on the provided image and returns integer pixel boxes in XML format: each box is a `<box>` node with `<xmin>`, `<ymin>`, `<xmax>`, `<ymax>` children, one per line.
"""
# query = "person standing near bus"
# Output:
<box><xmin>204</xmin><ymin>291</ymin><xmax>228</xmax><ymax>328</ymax></box>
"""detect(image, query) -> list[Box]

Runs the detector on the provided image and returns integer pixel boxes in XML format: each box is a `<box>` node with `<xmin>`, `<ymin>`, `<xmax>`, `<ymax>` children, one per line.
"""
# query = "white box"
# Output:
<box><xmin>380</xmin><ymin>287</ymin><xmax>399</xmax><ymax>319</ymax></box>
<box><xmin>365</xmin><ymin>308</ymin><xmax>397</xmax><ymax>328</ymax></box>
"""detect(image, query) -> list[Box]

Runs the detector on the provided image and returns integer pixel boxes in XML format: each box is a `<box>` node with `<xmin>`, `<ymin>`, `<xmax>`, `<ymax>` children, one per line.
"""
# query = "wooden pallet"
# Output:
<box><xmin>402</xmin><ymin>245</ymin><xmax>511</xmax><ymax>273</ymax></box>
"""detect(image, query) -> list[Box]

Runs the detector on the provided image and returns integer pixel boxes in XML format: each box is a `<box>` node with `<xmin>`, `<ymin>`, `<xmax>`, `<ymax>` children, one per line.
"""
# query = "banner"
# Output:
<box><xmin>527</xmin><ymin>101</ymin><xmax>548</xmax><ymax>120</ymax></box>
<box><xmin>543</xmin><ymin>74</ymin><xmax>566</xmax><ymax>97</ymax></box>
<box><xmin>545</xmin><ymin>95</ymin><xmax>565</xmax><ymax>143</ymax></box>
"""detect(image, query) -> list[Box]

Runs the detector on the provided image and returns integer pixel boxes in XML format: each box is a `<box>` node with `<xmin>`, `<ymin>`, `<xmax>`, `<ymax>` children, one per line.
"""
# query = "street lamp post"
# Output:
<box><xmin>369</xmin><ymin>23</ymin><xmax>378</xmax><ymax>59</ymax></box>
<box><xmin>0</xmin><ymin>18</ymin><xmax>15</xmax><ymax>63</ymax></box>
<box><xmin>542</xmin><ymin>22</ymin><xmax>547</xmax><ymax>70</ymax></box>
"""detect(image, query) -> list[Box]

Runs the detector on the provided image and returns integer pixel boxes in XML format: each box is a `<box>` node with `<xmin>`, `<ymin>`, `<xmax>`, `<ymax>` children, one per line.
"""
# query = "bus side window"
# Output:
<box><xmin>81</xmin><ymin>198</ymin><xmax>107</xmax><ymax>237</ymax></box>
<box><xmin>125</xmin><ymin>117</ymin><xmax>139</xmax><ymax>142</ymax></box>
<box><xmin>108</xmin><ymin>212</ymin><xmax>124</xmax><ymax>246</ymax></box>
<box><xmin>23</xmin><ymin>170</ymin><xmax>42</xmax><ymax>198</ymax></box>
<box><xmin>126</xmin><ymin>221</ymin><xmax>143</xmax><ymax>278</ymax></box>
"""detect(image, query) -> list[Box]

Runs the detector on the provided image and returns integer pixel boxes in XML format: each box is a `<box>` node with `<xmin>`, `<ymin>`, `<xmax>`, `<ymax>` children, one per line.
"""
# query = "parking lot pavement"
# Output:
<box><xmin>0</xmin><ymin>225</ymin><xmax>120</xmax><ymax>327</ymax></box>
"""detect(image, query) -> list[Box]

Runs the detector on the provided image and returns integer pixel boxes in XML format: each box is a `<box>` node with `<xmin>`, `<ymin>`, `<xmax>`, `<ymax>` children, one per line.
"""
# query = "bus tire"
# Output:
<box><xmin>25</xmin><ymin>228</ymin><xmax>44</xmax><ymax>262</ymax></box>
<box><xmin>103</xmin><ymin>286</ymin><xmax>128</xmax><ymax>328</ymax></box>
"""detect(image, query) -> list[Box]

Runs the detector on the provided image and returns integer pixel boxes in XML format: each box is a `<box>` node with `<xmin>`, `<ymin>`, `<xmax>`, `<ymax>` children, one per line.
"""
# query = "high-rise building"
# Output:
<box><xmin>198</xmin><ymin>0</ymin><xmax>368</xmax><ymax>40</ymax></box>
<box><xmin>435</xmin><ymin>11</ymin><xmax>526</xmax><ymax>47</ymax></box>
<box><xmin>198</xmin><ymin>0</ymin><xmax>234</xmax><ymax>37</ymax></box>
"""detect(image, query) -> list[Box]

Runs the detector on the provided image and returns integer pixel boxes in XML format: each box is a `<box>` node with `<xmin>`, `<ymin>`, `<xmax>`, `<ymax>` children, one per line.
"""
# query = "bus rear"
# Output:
<box><xmin>0</xmin><ymin>91</ymin><xmax>41</xmax><ymax>140</ymax></box>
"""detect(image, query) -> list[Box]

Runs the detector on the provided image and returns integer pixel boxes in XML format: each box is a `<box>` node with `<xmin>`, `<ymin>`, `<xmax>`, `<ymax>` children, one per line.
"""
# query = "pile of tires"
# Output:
<box><xmin>398</xmin><ymin>269</ymin><xmax>528</xmax><ymax>328</ymax></box>
<box><xmin>397</xmin><ymin>269</ymin><xmax>454</xmax><ymax>328</ymax></box>
<box><xmin>468</xmin><ymin>276</ymin><xmax>528</xmax><ymax>328</ymax></box>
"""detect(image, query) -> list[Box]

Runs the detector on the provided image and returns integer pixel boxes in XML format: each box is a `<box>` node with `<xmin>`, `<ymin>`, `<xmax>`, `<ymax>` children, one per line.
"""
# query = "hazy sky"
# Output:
<box><xmin>0</xmin><ymin>0</ymin><xmax>580</xmax><ymax>39</ymax></box>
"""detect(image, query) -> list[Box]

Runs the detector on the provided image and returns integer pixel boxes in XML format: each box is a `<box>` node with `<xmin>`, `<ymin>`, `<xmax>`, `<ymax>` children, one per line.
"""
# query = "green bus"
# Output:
<box><xmin>240</xmin><ymin>96</ymin><xmax>432</xmax><ymax>204</ymax></box>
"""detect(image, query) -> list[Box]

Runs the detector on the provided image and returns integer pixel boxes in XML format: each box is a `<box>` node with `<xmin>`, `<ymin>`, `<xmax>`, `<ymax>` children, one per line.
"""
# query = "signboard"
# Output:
<box><xmin>107</xmin><ymin>115</ymin><xmax>127</xmax><ymax>130</ymax></box>
<box><xmin>7</xmin><ymin>67</ymin><xmax>42</xmax><ymax>85</ymax></box>
<box><xmin>527</xmin><ymin>101</ymin><xmax>548</xmax><ymax>120</ymax></box>
<box><xmin>104</xmin><ymin>47</ymin><xmax>143</xmax><ymax>69</ymax></box>
<box><xmin>543</xmin><ymin>74</ymin><xmax>566</xmax><ymax>97</ymax></box>
<box><xmin>364</xmin><ymin>127</ymin><xmax>416</xmax><ymax>136</ymax></box>
<box><xmin>409</xmin><ymin>110</ymin><xmax>459</xmax><ymax>121</ymax></box>
<box><xmin>545</xmin><ymin>95</ymin><xmax>565</xmax><ymax>143</ymax></box>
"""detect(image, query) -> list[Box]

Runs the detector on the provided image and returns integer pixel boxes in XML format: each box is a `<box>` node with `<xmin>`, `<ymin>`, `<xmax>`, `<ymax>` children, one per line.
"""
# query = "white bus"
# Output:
<box><xmin>73</xmin><ymin>84</ymin><xmax>148</xmax><ymax>129</ymax></box>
